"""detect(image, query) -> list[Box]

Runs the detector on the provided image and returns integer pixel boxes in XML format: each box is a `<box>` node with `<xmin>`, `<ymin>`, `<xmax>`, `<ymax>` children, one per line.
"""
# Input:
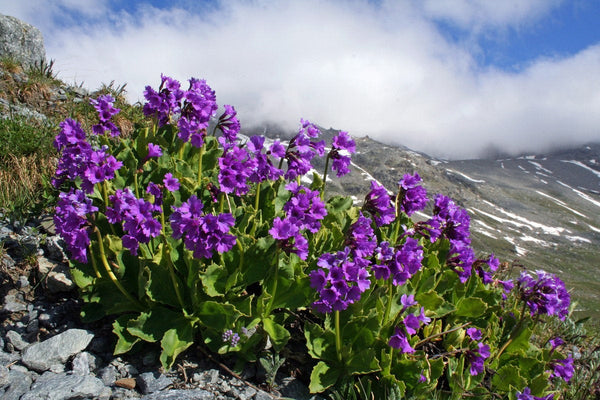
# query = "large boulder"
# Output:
<box><xmin>0</xmin><ymin>14</ymin><xmax>45</xmax><ymax>69</ymax></box>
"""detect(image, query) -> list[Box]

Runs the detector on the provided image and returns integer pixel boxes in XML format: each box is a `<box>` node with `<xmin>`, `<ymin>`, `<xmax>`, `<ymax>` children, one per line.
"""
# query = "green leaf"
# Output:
<box><xmin>454</xmin><ymin>297</ymin><xmax>487</xmax><ymax>318</ymax></box>
<box><xmin>415</xmin><ymin>290</ymin><xmax>444</xmax><ymax>311</ymax></box>
<box><xmin>127</xmin><ymin>307</ymin><xmax>184</xmax><ymax>343</ymax></box>
<box><xmin>262</xmin><ymin>317</ymin><xmax>291</xmax><ymax>351</ymax></box>
<box><xmin>113</xmin><ymin>315</ymin><xmax>140</xmax><ymax>354</ymax></box>
<box><xmin>492</xmin><ymin>364</ymin><xmax>527</xmax><ymax>391</ymax></box>
<box><xmin>196</xmin><ymin>301</ymin><xmax>241</xmax><ymax>331</ymax></box>
<box><xmin>503</xmin><ymin>324</ymin><xmax>532</xmax><ymax>356</ymax></box>
<box><xmin>160</xmin><ymin>320</ymin><xmax>195</xmax><ymax>369</ymax></box>
<box><xmin>309</xmin><ymin>361</ymin><xmax>340</xmax><ymax>393</ymax></box>
<box><xmin>347</xmin><ymin>349</ymin><xmax>381</xmax><ymax>375</ymax></box>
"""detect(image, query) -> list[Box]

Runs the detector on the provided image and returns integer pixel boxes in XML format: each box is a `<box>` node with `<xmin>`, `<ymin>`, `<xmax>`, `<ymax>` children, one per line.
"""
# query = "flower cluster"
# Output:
<box><xmin>170</xmin><ymin>195</ymin><xmax>236</xmax><ymax>260</ymax></box>
<box><xmin>216</xmin><ymin>105</ymin><xmax>241</xmax><ymax>143</ymax></box>
<box><xmin>90</xmin><ymin>94</ymin><xmax>120</xmax><ymax>136</ymax></box>
<box><xmin>269</xmin><ymin>182</ymin><xmax>326</xmax><ymax>260</ymax></box>
<box><xmin>389</xmin><ymin>304</ymin><xmax>431</xmax><ymax>353</ymax></box>
<box><xmin>179</xmin><ymin>78</ymin><xmax>218</xmax><ymax>147</ymax></box>
<box><xmin>464</xmin><ymin>328</ymin><xmax>490</xmax><ymax>375</ymax></box>
<box><xmin>143</xmin><ymin>74</ymin><xmax>184</xmax><ymax>126</ymax></box>
<box><xmin>54</xmin><ymin>188</ymin><xmax>98</xmax><ymax>263</ymax></box>
<box><xmin>222</xmin><ymin>329</ymin><xmax>240</xmax><ymax>347</ymax></box>
<box><xmin>106</xmin><ymin>188</ymin><xmax>162</xmax><ymax>255</ymax></box>
<box><xmin>363</xmin><ymin>181</ymin><xmax>395</xmax><ymax>227</ymax></box>
<box><xmin>427</xmin><ymin>194</ymin><xmax>473</xmax><ymax>282</ymax></box>
<box><xmin>517</xmin><ymin>387</ymin><xmax>554</xmax><ymax>400</ymax></box>
<box><xmin>517</xmin><ymin>270</ymin><xmax>571</xmax><ymax>320</ymax></box>
<box><xmin>281</xmin><ymin>119</ymin><xmax>326</xmax><ymax>180</ymax></box>
<box><xmin>549</xmin><ymin>356</ymin><xmax>574</xmax><ymax>382</ymax></box>
<box><xmin>52</xmin><ymin>119</ymin><xmax>122</xmax><ymax>192</ymax></box>
<box><xmin>328</xmin><ymin>131</ymin><xmax>355</xmax><ymax>177</ymax></box>
<box><xmin>372</xmin><ymin>238</ymin><xmax>424</xmax><ymax>286</ymax></box>
<box><xmin>397</xmin><ymin>173</ymin><xmax>428</xmax><ymax>216</ymax></box>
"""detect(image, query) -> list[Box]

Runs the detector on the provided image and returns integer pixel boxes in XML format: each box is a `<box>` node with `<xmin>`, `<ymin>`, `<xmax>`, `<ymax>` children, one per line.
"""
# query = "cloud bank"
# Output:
<box><xmin>2</xmin><ymin>0</ymin><xmax>599</xmax><ymax>159</ymax></box>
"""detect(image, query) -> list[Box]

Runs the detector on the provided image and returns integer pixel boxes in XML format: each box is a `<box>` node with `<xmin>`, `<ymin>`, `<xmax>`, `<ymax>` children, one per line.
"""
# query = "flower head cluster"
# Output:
<box><xmin>372</xmin><ymin>237</ymin><xmax>424</xmax><ymax>286</ymax></box>
<box><xmin>473</xmin><ymin>254</ymin><xmax>500</xmax><ymax>285</ymax></box>
<box><xmin>427</xmin><ymin>194</ymin><xmax>473</xmax><ymax>282</ymax></box>
<box><xmin>53</xmin><ymin>119</ymin><xmax>122</xmax><ymax>192</ymax></box>
<box><xmin>363</xmin><ymin>181</ymin><xmax>395</xmax><ymax>227</ymax></box>
<box><xmin>218</xmin><ymin>141</ymin><xmax>256</xmax><ymax>196</ymax></box>
<box><xmin>170</xmin><ymin>195</ymin><xmax>236</xmax><ymax>260</ymax></box>
<box><xmin>310</xmin><ymin>247</ymin><xmax>371</xmax><ymax>313</ymax></box>
<box><xmin>397</xmin><ymin>173</ymin><xmax>428</xmax><ymax>216</ymax></box>
<box><xmin>517</xmin><ymin>387</ymin><xmax>554</xmax><ymax>400</ymax></box>
<box><xmin>90</xmin><ymin>94</ymin><xmax>120</xmax><ymax>136</ymax></box>
<box><xmin>549</xmin><ymin>356</ymin><xmax>574</xmax><ymax>382</ymax></box>
<box><xmin>216</xmin><ymin>105</ymin><xmax>241</xmax><ymax>143</ymax></box>
<box><xmin>54</xmin><ymin>188</ymin><xmax>98</xmax><ymax>263</ymax></box>
<box><xmin>222</xmin><ymin>329</ymin><xmax>240</xmax><ymax>347</ymax></box>
<box><xmin>328</xmin><ymin>131</ymin><xmax>355</xmax><ymax>177</ymax></box>
<box><xmin>282</xmin><ymin>119</ymin><xmax>326</xmax><ymax>180</ymax></box>
<box><xmin>247</xmin><ymin>136</ymin><xmax>284</xmax><ymax>183</ymax></box>
<box><xmin>106</xmin><ymin>189</ymin><xmax>162</xmax><ymax>255</ymax></box>
<box><xmin>344</xmin><ymin>213</ymin><xmax>377</xmax><ymax>259</ymax></box>
<box><xmin>143</xmin><ymin>74</ymin><xmax>184</xmax><ymax>126</ymax></box>
<box><xmin>517</xmin><ymin>270</ymin><xmax>570</xmax><ymax>320</ymax></box>
<box><xmin>269</xmin><ymin>183</ymin><xmax>326</xmax><ymax>260</ymax></box>
<box><xmin>179</xmin><ymin>78</ymin><xmax>218</xmax><ymax>147</ymax></box>
<box><xmin>389</xmin><ymin>305</ymin><xmax>431</xmax><ymax>353</ymax></box>
<box><xmin>464</xmin><ymin>328</ymin><xmax>490</xmax><ymax>375</ymax></box>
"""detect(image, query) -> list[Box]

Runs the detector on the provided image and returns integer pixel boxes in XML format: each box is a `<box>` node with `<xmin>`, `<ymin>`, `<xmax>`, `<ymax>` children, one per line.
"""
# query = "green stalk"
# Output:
<box><xmin>383</xmin><ymin>279</ymin><xmax>394</xmax><ymax>324</ymax></box>
<box><xmin>164</xmin><ymin>243</ymin><xmax>186</xmax><ymax>312</ymax></box>
<box><xmin>133</xmin><ymin>172</ymin><xmax>140</xmax><ymax>199</ymax></box>
<box><xmin>265</xmin><ymin>248</ymin><xmax>281</xmax><ymax>317</ymax></box>
<box><xmin>321</xmin><ymin>153</ymin><xmax>331</xmax><ymax>200</ymax></box>
<box><xmin>197</xmin><ymin>143</ymin><xmax>206</xmax><ymax>186</ymax></box>
<box><xmin>93</xmin><ymin>227</ymin><xmax>143</xmax><ymax>309</ymax></box>
<box><xmin>335</xmin><ymin>310</ymin><xmax>343</xmax><ymax>362</ymax></box>
<box><xmin>249</xmin><ymin>182</ymin><xmax>261</xmax><ymax>237</ymax></box>
<box><xmin>87</xmin><ymin>244</ymin><xmax>102</xmax><ymax>278</ymax></box>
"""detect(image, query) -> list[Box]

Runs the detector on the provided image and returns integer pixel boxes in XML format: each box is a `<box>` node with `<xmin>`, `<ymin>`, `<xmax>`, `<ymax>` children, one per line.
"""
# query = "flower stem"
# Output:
<box><xmin>93</xmin><ymin>227</ymin><xmax>143</xmax><ymax>309</ymax></box>
<box><xmin>197</xmin><ymin>144</ymin><xmax>205</xmax><ymax>186</ymax></box>
<box><xmin>87</xmin><ymin>243</ymin><xmax>102</xmax><ymax>278</ymax></box>
<box><xmin>265</xmin><ymin>248</ymin><xmax>281</xmax><ymax>317</ymax></box>
<box><xmin>335</xmin><ymin>310</ymin><xmax>342</xmax><ymax>362</ymax></box>
<box><xmin>164</xmin><ymin>242</ymin><xmax>186</xmax><ymax>312</ymax></box>
<box><xmin>321</xmin><ymin>153</ymin><xmax>331</xmax><ymax>200</ymax></box>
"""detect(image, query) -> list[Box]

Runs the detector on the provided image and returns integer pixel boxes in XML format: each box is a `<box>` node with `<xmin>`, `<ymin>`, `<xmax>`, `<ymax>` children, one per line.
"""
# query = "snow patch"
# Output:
<box><xmin>478</xmin><ymin>200</ymin><xmax>567</xmax><ymax>236</ymax></box>
<box><xmin>535</xmin><ymin>190</ymin><xmax>588</xmax><ymax>218</ymax></box>
<box><xmin>565</xmin><ymin>235</ymin><xmax>592</xmax><ymax>244</ymax></box>
<box><xmin>561</xmin><ymin>160</ymin><xmax>600</xmax><ymax>179</ymax></box>
<box><xmin>445</xmin><ymin>169</ymin><xmax>485</xmax><ymax>183</ymax></box>
<box><xmin>528</xmin><ymin>161</ymin><xmax>553</xmax><ymax>174</ymax></box>
<box><xmin>556</xmin><ymin>181</ymin><xmax>600</xmax><ymax>208</ymax></box>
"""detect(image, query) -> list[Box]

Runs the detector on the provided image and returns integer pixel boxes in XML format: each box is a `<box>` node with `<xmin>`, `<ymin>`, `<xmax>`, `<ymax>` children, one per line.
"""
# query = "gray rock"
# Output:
<box><xmin>17</xmin><ymin>275</ymin><xmax>29</xmax><ymax>288</ymax></box>
<box><xmin>136</xmin><ymin>371</ymin><xmax>173</xmax><ymax>394</ymax></box>
<box><xmin>0</xmin><ymin>14</ymin><xmax>45</xmax><ymax>69</ymax></box>
<box><xmin>43</xmin><ymin>235</ymin><xmax>66</xmax><ymax>261</ymax></box>
<box><xmin>254</xmin><ymin>390</ymin><xmax>273</xmax><ymax>400</ymax></box>
<box><xmin>140</xmin><ymin>389</ymin><xmax>214</xmax><ymax>400</ymax></box>
<box><xmin>1</xmin><ymin>369</ymin><xmax>32</xmax><ymax>400</ymax></box>
<box><xmin>71</xmin><ymin>351</ymin><xmax>97</xmax><ymax>375</ymax></box>
<box><xmin>21</xmin><ymin>371</ymin><xmax>109</xmax><ymax>400</ymax></box>
<box><xmin>0</xmin><ymin>364</ymin><xmax>8</xmax><ymax>386</ymax></box>
<box><xmin>1</xmin><ymin>253</ymin><xmax>15</xmax><ymax>269</ymax></box>
<box><xmin>98</xmin><ymin>365</ymin><xmax>118</xmax><ymax>386</ymax></box>
<box><xmin>5</xmin><ymin>330</ymin><xmax>28</xmax><ymax>351</ymax></box>
<box><xmin>276</xmin><ymin>377</ymin><xmax>312</xmax><ymax>400</ymax></box>
<box><xmin>37</xmin><ymin>255</ymin><xmax>74</xmax><ymax>293</ymax></box>
<box><xmin>21</xmin><ymin>328</ymin><xmax>94</xmax><ymax>372</ymax></box>
<box><xmin>3</xmin><ymin>293</ymin><xmax>27</xmax><ymax>312</ymax></box>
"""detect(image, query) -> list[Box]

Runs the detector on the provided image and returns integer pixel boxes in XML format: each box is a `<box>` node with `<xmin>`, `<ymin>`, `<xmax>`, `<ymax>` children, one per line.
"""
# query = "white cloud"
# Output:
<box><xmin>1</xmin><ymin>0</ymin><xmax>599</xmax><ymax>159</ymax></box>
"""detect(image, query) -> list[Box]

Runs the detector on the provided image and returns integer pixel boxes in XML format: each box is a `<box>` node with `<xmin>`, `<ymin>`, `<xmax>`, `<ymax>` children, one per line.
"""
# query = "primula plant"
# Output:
<box><xmin>54</xmin><ymin>74</ymin><xmax>575</xmax><ymax>399</ymax></box>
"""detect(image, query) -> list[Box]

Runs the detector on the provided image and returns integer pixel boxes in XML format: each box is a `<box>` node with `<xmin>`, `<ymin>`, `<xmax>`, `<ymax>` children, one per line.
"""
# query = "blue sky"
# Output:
<box><xmin>1</xmin><ymin>0</ymin><xmax>599</xmax><ymax>158</ymax></box>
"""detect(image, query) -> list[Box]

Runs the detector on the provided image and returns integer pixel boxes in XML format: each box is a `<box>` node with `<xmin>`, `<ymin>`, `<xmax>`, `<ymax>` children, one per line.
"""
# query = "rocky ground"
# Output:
<box><xmin>0</xmin><ymin>215</ymin><xmax>319</xmax><ymax>400</ymax></box>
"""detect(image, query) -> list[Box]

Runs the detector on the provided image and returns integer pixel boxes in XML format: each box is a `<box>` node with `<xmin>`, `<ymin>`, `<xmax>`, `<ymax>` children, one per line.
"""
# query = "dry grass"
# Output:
<box><xmin>0</xmin><ymin>153</ymin><xmax>56</xmax><ymax>211</ymax></box>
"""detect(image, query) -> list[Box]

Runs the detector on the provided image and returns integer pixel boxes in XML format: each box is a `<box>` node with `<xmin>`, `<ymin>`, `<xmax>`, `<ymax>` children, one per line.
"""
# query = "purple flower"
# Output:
<box><xmin>282</xmin><ymin>119</ymin><xmax>326</xmax><ymax>180</ymax></box>
<box><xmin>400</xmin><ymin>294</ymin><xmax>417</xmax><ymax>308</ymax></box>
<box><xmin>548</xmin><ymin>336</ymin><xmax>565</xmax><ymax>352</ymax></box>
<box><xmin>146</xmin><ymin>182</ymin><xmax>163</xmax><ymax>206</ymax></box>
<box><xmin>467</xmin><ymin>342</ymin><xmax>490</xmax><ymax>375</ymax></box>
<box><xmin>466</xmin><ymin>328</ymin><xmax>483</xmax><ymax>341</ymax></box>
<box><xmin>143</xmin><ymin>74</ymin><xmax>184</xmax><ymax>126</ymax></box>
<box><xmin>147</xmin><ymin>143</ymin><xmax>162</xmax><ymax>158</ymax></box>
<box><xmin>222</xmin><ymin>329</ymin><xmax>240</xmax><ymax>347</ymax></box>
<box><xmin>345</xmin><ymin>213</ymin><xmax>377</xmax><ymax>259</ymax></box>
<box><xmin>328</xmin><ymin>131</ymin><xmax>355</xmax><ymax>177</ymax></box>
<box><xmin>474</xmin><ymin>254</ymin><xmax>499</xmax><ymax>284</ymax></box>
<box><xmin>163</xmin><ymin>173</ymin><xmax>180</xmax><ymax>192</ymax></box>
<box><xmin>363</xmin><ymin>181</ymin><xmax>395</xmax><ymax>227</ymax></box>
<box><xmin>107</xmin><ymin>189</ymin><xmax>162</xmax><ymax>255</ymax></box>
<box><xmin>310</xmin><ymin>247</ymin><xmax>371</xmax><ymax>313</ymax></box>
<box><xmin>54</xmin><ymin>188</ymin><xmax>98</xmax><ymax>263</ymax></box>
<box><xmin>550</xmin><ymin>356</ymin><xmax>574</xmax><ymax>382</ymax></box>
<box><xmin>217</xmin><ymin>105</ymin><xmax>240</xmax><ymax>143</ymax></box>
<box><xmin>218</xmin><ymin>142</ymin><xmax>255</xmax><ymax>195</ymax></box>
<box><xmin>247</xmin><ymin>136</ymin><xmax>284</xmax><ymax>183</ymax></box>
<box><xmin>518</xmin><ymin>270</ymin><xmax>571</xmax><ymax>320</ymax></box>
<box><xmin>90</xmin><ymin>95</ymin><xmax>120</xmax><ymax>136</ymax></box>
<box><xmin>517</xmin><ymin>387</ymin><xmax>554</xmax><ymax>400</ymax></box>
<box><xmin>389</xmin><ymin>328</ymin><xmax>415</xmax><ymax>353</ymax></box>
<box><xmin>178</xmin><ymin>78</ymin><xmax>218</xmax><ymax>147</ymax></box>
<box><xmin>170</xmin><ymin>195</ymin><xmax>236</xmax><ymax>260</ymax></box>
<box><xmin>398</xmin><ymin>173</ymin><xmax>428</xmax><ymax>216</ymax></box>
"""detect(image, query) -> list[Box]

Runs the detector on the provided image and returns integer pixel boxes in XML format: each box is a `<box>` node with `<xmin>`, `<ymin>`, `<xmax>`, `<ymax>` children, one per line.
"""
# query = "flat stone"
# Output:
<box><xmin>1</xmin><ymin>369</ymin><xmax>32</xmax><ymax>400</ymax></box>
<box><xmin>3</xmin><ymin>293</ymin><xmax>27</xmax><ymax>312</ymax></box>
<box><xmin>140</xmin><ymin>389</ymin><xmax>214</xmax><ymax>400</ymax></box>
<box><xmin>71</xmin><ymin>351</ymin><xmax>97</xmax><ymax>375</ymax></box>
<box><xmin>0</xmin><ymin>14</ymin><xmax>46</xmax><ymax>69</ymax></box>
<box><xmin>5</xmin><ymin>330</ymin><xmax>28</xmax><ymax>351</ymax></box>
<box><xmin>115</xmin><ymin>377</ymin><xmax>136</xmax><ymax>389</ymax></box>
<box><xmin>21</xmin><ymin>371</ymin><xmax>109</xmax><ymax>400</ymax></box>
<box><xmin>137</xmin><ymin>371</ymin><xmax>173</xmax><ymax>394</ymax></box>
<box><xmin>22</xmin><ymin>328</ymin><xmax>94</xmax><ymax>372</ymax></box>
<box><xmin>37</xmin><ymin>256</ymin><xmax>74</xmax><ymax>293</ymax></box>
